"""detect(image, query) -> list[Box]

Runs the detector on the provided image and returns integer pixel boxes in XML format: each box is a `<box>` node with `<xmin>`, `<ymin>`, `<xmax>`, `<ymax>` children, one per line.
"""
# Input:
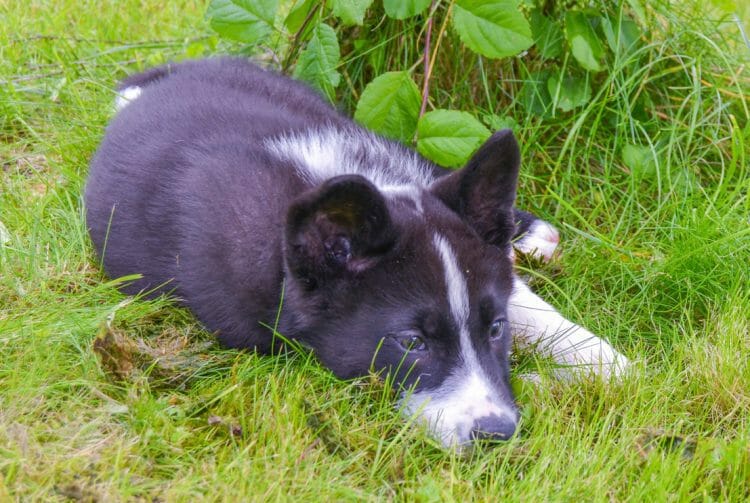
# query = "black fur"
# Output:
<box><xmin>86</xmin><ymin>58</ymin><xmax>537</xmax><ymax>442</ymax></box>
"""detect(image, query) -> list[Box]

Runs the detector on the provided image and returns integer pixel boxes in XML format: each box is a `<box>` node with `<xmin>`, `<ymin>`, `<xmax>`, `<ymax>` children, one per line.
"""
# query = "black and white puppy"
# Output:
<box><xmin>86</xmin><ymin>58</ymin><xmax>628</xmax><ymax>448</ymax></box>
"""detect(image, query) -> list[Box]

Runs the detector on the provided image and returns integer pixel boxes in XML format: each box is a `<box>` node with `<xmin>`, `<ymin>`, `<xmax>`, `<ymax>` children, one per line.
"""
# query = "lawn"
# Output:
<box><xmin>1</xmin><ymin>0</ymin><xmax>749</xmax><ymax>500</ymax></box>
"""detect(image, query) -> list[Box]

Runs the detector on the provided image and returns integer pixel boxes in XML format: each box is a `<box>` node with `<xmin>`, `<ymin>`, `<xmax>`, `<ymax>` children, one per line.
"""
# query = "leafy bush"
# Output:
<box><xmin>202</xmin><ymin>0</ymin><xmax>667</xmax><ymax>167</ymax></box>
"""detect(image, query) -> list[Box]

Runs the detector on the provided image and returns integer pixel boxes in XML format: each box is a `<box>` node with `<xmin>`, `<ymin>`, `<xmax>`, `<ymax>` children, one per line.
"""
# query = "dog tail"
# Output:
<box><xmin>114</xmin><ymin>63</ymin><xmax>174</xmax><ymax>111</ymax></box>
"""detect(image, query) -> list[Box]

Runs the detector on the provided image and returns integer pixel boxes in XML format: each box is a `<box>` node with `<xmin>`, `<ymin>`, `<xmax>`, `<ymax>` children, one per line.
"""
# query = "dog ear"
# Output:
<box><xmin>285</xmin><ymin>174</ymin><xmax>395</xmax><ymax>289</ymax></box>
<box><xmin>430</xmin><ymin>129</ymin><xmax>521</xmax><ymax>246</ymax></box>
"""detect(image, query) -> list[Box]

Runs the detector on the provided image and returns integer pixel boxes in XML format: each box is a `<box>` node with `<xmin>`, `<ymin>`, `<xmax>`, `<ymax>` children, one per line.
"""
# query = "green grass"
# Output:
<box><xmin>1</xmin><ymin>0</ymin><xmax>749</xmax><ymax>500</ymax></box>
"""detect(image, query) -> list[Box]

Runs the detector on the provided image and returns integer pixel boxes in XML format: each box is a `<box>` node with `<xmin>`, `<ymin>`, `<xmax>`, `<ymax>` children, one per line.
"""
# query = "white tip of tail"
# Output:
<box><xmin>114</xmin><ymin>86</ymin><xmax>142</xmax><ymax>111</ymax></box>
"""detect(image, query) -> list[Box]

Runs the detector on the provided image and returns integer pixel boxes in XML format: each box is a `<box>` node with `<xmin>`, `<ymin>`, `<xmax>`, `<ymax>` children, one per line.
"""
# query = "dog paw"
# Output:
<box><xmin>599</xmin><ymin>351</ymin><xmax>631</xmax><ymax>380</ymax></box>
<box><xmin>513</xmin><ymin>220</ymin><xmax>560</xmax><ymax>262</ymax></box>
<box><xmin>549</xmin><ymin>326</ymin><xmax>632</xmax><ymax>381</ymax></box>
<box><xmin>572</xmin><ymin>344</ymin><xmax>631</xmax><ymax>381</ymax></box>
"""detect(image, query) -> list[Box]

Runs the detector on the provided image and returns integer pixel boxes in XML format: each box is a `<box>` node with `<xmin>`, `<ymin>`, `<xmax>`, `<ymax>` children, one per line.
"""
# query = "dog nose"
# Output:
<box><xmin>470</xmin><ymin>415</ymin><xmax>517</xmax><ymax>442</ymax></box>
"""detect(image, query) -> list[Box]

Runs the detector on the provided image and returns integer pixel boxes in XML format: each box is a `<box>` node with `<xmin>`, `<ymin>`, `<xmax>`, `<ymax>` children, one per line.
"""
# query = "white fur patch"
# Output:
<box><xmin>508</xmin><ymin>277</ymin><xmax>629</xmax><ymax>378</ymax></box>
<box><xmin>432</xmin><ymin>234</ymin><xmax>470</xmax><ymax>335</ymax></box>
<box><xmin>381</xmin><ymin>184</ymin><xmax>424</xmax><ymax>214</ymax></box>
<box><xmin>403</xmin><ymin>371</ymin><xmax>515</xmax><ymax>447</ymax></box>
<box><xmin>0</xmin><ymin>220</ymin><xmax>10</xmax><ymax>245</ymax></box>
<box><xmin>514</xmin><ymin>220</ymin><xmax>560</xmax><ymax>262</ymax></box>
<box><xmin>265</xmin><ymin>128</ymin><xmax>436</xmax><ymax>190</ymax></box>
<box><xmin>114</xmin><ymin>86</ymin><xmax>142</xmax><ymax>111</ymax></box>
<box><xmin>400</xmin><ymin>235</ymin><xmax>518</xmax><ymax>447</ymax></box>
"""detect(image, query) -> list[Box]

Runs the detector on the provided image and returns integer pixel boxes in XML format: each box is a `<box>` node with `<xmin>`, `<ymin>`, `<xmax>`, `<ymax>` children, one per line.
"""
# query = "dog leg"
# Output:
<box><xmin>507</xmin><ymin>277</ymin><xmax>629</xmax><ymax>379</ymax></box>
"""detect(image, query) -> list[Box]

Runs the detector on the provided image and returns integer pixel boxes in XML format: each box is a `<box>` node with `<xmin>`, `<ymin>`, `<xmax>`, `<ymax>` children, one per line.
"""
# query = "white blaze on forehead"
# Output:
<box><xmin>432</xmin><ymin>234</ymin><xmax>470</xmax><ymax>343</ymax></box>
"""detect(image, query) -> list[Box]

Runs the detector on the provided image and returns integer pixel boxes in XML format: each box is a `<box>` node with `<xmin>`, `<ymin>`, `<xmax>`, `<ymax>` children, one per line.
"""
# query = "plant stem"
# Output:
<box><xmin>419</xmin><ymin>0</ymin><xmax>437</xmax><ymax>119</ymax></box>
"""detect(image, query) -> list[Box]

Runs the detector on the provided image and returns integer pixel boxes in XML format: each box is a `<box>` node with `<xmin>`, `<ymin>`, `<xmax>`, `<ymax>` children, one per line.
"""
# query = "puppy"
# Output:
<box><xmin>86</xmin><ymin>58</ymin><xmax>628</xmax><ymax>447</ymax></box>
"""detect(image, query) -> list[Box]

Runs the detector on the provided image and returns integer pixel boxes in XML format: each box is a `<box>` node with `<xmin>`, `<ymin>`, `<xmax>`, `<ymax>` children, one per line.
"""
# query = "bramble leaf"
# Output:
<box><xmin>383</xmin><ymin>0</ymin><xmax>431</xmax><ymax>19</ymax></box>
<box><xmin>331</xmin><ymin>0</ymin><xmax>374</xmax><ymax>25</ymax></box>
<box><xmin>354</xmin><ymin>72</ymin><xmax>421</xmax><ymax>142</ymax></box>
<box><xmin>452</xmin><ymin>0</ymin><xmax>533</xmax><ymax>59</ymax></box>
<box><xmin>293</xmin><ymin>23</ymin><xmax>341</xmax><ymax>101</ymax></box>
<box><xmin>417</xmin><ymin>109</ymin><xmax>491</xmax><ymax>168</ymax></box>
<box><xmin>284</xmin><ymin>0</ymin><xmax>315</xmax><ymax>32</ymax></box>
<box><xmin>206</xmin><ymin>0</ymin><xmax>278</xmax><ymax>45</ymax></box>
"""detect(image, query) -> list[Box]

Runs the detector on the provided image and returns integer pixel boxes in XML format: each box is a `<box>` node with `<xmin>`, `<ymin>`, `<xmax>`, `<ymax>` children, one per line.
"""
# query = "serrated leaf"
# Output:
<box><xmin>452</xmin><ymin>0</ymin><xmax>533</xmax><ymax>59</ymax></box>
<box><xmin>284</xmin><ymin>0</ymin><xmax>315</xmax><ymax>32</ymax></box>
<box><xmin>530</xmin><ymin>9</ymin><xmax>563</xmax><ymax>59</ymax></box>
<box><xmin>417</xmin><ymin>110</ymin><xmax>491</xmax><ymax>168</ymax></box>
<box><xmin>354</xmin><ymin>72</ymin><xmax>421</xmax><ymax>142</ymax></box>
<box><xmin>206</xmin><ymin>0</ymin><xmax>278</xmax><ymax>45</ymax></box>
<box><xmin>383</xmin><ymin>0</ymin><xmax>431</xmax><ymax>19</ymax></box>
<box><xmin>293</xmin><ymin>23</ymin><xmax>340</xmax><ymax>101</ymax></box>
<box><xmin>547</xmin><ymin>74</ymin><xmax>591</xmax><ymax>112</ymax></box>
<box><xmin>331</xmin><ymin>0</ymin><xmax>374</xmax><ymax>25</ymax></box>
<box><xmin>565</xmin><ymin>11</ymin><xmax>605</xmax><ymax>72</ymax></box>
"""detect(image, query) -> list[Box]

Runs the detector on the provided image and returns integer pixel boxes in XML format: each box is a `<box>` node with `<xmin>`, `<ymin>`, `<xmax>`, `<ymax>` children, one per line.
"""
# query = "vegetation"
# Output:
<box><xmin>1</xmin><ymin>0</ymin><xmax>748</xmax><ymax>499</ymax></box>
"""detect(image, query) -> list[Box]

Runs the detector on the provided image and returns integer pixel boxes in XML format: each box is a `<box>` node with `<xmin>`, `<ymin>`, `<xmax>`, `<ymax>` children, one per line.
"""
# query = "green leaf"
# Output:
<box><xmin>354</xmin><ymin>72</ymin><xmax>421</xmax><ymax>142</ymax></box>
<box><xmin>452</xmin><ymin>0</ymin><xmax>533</xmax><ymax>59</ymax></box>
<box><xmin>331</xmin><ymin>0</ymin><xmax>374</xmax><ymax>25</ymax></box>
<box><xmin>293</xmin><ymin>23</ymin><xmax>341</xmax><ymax>101</ymax></box>
<box><xmin>519</xmin><ymin>70</ymin><xmax>553</xmax><ymax>117</ymax></box>
<box><xmin>482</xmin><ymin>113</ymin><xmax>518</xmax><ymax>132</ymax></box>
<box><xmin>601</xmin><ymin>15</ymin><xmax>641</xmax><ymax>56</ymax></box>
<box><xmin>417</xmin><ymin>110</ymin><xmax>491</xmax><ymax>168</ymax></box>
<box><xmin>622</xmin><ymin>144</ymin><xmax>656</xmax><ymax>177</ymax></box>
<box><xmin>565</xmin><ymin>11</ymin><xmax>605</xmax><ymax>72</ymax></box>
<box><xmin>530</xmin><ymin>9</ymin><xmax>563</xmax><ymax>59</ymax></box>
<box><xmin>624</xmin><ymin>143</ymin><xmax>694</xmax><ymax>191</ymax></box>
<box><xmin>284</xmin><ymin>0</ymin><xmax>315</xmax><ymax>33</ymax></box>
<box><xmin>625</xmin><ymin>0</ymin><xmax>647</xmax><ymax>26</ymax></box>
<box><xmin>547</xmin><ymin>74</ymin><xmax>591</xmax><ymax>112</ymax></box>
<box><xmin>206</xmin><ymin>0</ymin><xmax>278</xmax><ymax>45</ymax></box>
<box><xmin>383</xmin><ymin>0</ymin><xmax>431</xmax><ymax>19</ymax></box>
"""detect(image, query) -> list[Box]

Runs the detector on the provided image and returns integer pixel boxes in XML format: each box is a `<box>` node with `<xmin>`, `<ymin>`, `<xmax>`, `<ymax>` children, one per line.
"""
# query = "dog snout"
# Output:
<box><xmin>470</xmin><ymin>414</ymin><xmax>517</xmax><ymax>443</ymax></box>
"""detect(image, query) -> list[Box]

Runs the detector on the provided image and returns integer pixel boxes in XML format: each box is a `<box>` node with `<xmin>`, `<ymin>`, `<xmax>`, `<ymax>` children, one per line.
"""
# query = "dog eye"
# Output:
<box><xmin>489</xmin><ymin>319</ymin><xmax>507</xmax><ymax>340</ymax></box>
<box><xmin>394</xmin><ymin>332</ymin><xmax>427</xmax><ymax>352</ymax></box>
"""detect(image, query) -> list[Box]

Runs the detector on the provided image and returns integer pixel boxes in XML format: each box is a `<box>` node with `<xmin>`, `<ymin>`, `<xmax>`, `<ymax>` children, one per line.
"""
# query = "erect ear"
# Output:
<box><xmin>285</xmin><ymin>174</ymin><xmax>396</xmax><ymax>289</ymax></box>
<box><xmin>430</xmin><ymin>129</ymin><xmax>521</xmax><ymax>246</ymax></box>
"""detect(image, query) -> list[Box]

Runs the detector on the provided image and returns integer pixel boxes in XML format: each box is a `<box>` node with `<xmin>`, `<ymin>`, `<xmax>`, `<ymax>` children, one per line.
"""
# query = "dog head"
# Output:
<box><xmin>282</xmin><ymin>130</ymin><xmax>521</xmax><ymax>447</ymax></box>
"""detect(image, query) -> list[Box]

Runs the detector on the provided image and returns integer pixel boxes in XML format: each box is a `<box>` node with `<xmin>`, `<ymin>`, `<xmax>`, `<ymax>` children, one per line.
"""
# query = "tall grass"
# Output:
<box><xmin>1</xmin><ymin>0</ymin><xmax>748</xmax><ymax>500</ymax></box>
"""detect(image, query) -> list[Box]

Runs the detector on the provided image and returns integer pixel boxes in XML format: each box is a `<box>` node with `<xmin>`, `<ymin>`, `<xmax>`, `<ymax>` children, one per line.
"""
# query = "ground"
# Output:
<box><xmin>1</xmin><ymin>0</ymin><xmax>749</xmax><ymax>500</ymax></box>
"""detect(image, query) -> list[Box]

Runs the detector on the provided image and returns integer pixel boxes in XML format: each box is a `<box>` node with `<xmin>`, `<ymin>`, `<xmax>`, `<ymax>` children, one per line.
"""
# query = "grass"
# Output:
<box><xmin>1</xmin><ymin>0</ymin><xmax>749</xmax><ymax>500</ymax></box>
